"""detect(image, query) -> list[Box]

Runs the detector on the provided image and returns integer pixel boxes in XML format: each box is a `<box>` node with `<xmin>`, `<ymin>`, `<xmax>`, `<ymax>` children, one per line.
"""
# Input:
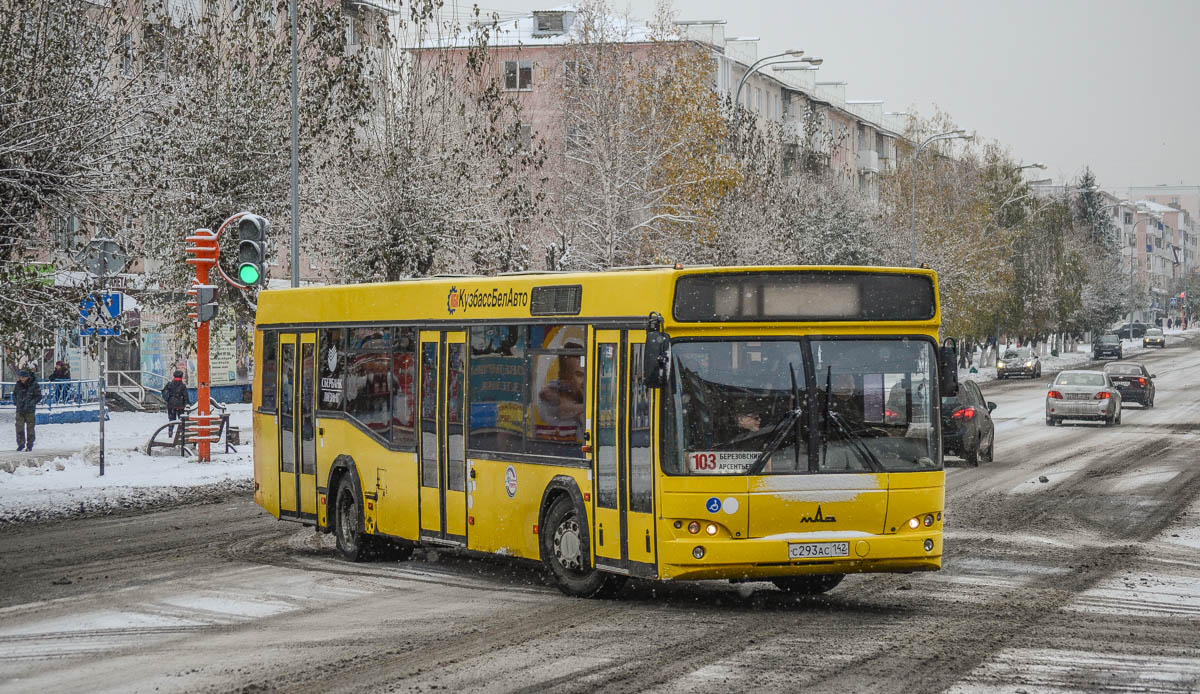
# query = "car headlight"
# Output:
<box><xmin>996</xmin><ymin>361</ymin><xmax>1005</xmax><ymax>368</ymax></box>
<box><xmin>1025</xmin><ymin>361</ymin><xmax>1033</xmax><ymax>367</ymax></box>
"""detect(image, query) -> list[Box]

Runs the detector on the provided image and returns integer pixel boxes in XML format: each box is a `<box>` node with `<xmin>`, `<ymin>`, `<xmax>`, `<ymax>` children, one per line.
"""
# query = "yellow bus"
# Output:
<box><xmin>252</xmin><ymin>265</ymin><xmax>957</xmax><ymax>597</ymax></box>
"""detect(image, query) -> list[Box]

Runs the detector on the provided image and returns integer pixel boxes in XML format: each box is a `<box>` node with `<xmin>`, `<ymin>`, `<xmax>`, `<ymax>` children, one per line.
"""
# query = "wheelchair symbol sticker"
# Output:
<box><xmin>706</xmin><ymin>497</ymin><xmax>721</xmax><ymax>513</ymax></box>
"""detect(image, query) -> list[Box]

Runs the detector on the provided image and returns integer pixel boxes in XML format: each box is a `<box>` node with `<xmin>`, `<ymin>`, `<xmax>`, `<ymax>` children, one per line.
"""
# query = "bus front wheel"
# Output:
<box><xmin>772</xmin><ymin>574</ymin><xmax>844</xmax><ymax>595</ymax></box>
<box><xmin>540</xmin><ymin>496</ymin><xmax>625</xmax><ymax>598</ymax></box>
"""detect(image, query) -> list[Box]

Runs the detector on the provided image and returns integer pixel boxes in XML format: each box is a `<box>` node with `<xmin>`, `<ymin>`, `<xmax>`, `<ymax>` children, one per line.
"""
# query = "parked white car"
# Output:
<box><xmin>1045</xmin><ymin>370</ymin><xmax>1122</xmax><ymax>426</ymax></box>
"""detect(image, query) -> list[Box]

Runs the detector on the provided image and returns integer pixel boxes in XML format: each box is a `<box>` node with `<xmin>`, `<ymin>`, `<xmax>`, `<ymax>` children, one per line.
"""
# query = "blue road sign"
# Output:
<box><xmin>80</xmin><ymin>293</ymin><xmax>122</xmax><ymax>336</ymax></box>
<box><xmin>706</xmin><ymin>497</ymin><xmax>722</xmax><ymax>513</ymax></box>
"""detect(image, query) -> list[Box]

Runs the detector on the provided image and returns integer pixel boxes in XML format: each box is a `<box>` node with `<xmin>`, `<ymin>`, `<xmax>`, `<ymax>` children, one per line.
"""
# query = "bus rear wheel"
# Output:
<box><xmin>334</xmin><ymin>476</ymin><xmax>376</xmax><ymax>563</ymax></box>
<box><xmin>772</xmin><ymin>574</ymin><xmax>844</xmax><ymax>595</ymax></box>
<box><xmin>540</xmin><ymin>496</ymin><xmax>625</xmax><ymax>598</ymax></box>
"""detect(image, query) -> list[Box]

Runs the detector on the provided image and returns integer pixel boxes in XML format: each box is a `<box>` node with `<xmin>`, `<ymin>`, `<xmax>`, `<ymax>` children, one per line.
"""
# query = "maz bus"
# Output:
<box><xmin>252</xmin><ymin>266</ymin><xmax>958</xmax><ymax>597</ymax></box>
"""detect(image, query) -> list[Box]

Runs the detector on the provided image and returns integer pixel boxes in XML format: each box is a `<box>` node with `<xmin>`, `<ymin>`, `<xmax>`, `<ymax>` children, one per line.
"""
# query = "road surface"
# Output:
<box><xmin>1</xmin><ymin>336</ymin><xmax>1197</xmax><ymax>693</ymax></box>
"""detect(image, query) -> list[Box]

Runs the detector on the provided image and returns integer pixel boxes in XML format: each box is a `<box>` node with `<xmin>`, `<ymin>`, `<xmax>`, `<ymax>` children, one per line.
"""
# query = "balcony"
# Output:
<box><xmin>857</xmin><ymin>149</ymin><xmax>879</xmax><ymax>174</ymax></box>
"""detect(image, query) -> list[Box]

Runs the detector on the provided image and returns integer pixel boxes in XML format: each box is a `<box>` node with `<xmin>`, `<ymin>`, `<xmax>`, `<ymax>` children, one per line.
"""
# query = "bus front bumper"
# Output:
<box><xmin>657</xmin><ymin>533</ymin><xmax>942</xmax><ymax>581</ymax></box>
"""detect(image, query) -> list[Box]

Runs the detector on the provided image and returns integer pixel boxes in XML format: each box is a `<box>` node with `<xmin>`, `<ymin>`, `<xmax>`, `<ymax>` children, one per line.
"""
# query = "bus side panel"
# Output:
<box><xmin>468</xmin><ymin>458</ymin><xmax>590</xmax><ymax>561</ymax></box>
<box><xmin>316</xmin><ymin>419</ymin><xmax>417</xmax><ymax>539</ymax></box>
<box><xmin>253</xmin><ymin>410</ymin><xmax>280</xmax><ymax>517</ymax></box>
<box><xmin>376</xmin><ymin>450</ymin><xmax>419</xmax><ymax>540</ymax></box>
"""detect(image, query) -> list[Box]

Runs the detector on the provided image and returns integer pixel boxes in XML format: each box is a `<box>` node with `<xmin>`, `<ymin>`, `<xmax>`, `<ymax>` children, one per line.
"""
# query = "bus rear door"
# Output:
<box><xmin>278</xmin><ymin>332</ymin><xmax>317</xmax><ymax>521</ymax></box>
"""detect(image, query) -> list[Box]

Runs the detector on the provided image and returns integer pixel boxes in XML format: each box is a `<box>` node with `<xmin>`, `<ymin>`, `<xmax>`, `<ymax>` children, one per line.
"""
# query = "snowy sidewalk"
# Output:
<box><xmin>0</xmin><ymin>405</ymin><xmax>253</xmax><ymax>524</ymax></box>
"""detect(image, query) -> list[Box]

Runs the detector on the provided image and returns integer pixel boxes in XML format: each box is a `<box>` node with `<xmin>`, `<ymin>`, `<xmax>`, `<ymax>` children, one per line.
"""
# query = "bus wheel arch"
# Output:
<box><xmin>538</xmin><ymin>477</ymin><xmax>625</xmax><ymax>599</ymax></box>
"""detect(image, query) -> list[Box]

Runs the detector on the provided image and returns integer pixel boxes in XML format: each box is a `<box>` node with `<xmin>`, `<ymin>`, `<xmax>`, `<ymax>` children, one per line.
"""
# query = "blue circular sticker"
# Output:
<box><xmin>706</xmin><ymin>497</ymin><xmax>722</xmax><ymax>513</ymax></box>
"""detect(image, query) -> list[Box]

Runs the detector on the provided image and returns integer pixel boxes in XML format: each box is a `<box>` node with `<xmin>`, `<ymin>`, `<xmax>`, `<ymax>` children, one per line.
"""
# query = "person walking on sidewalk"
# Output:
<box><xmin>13</xmin><ymin>369</ymin><xmax>42</xmax><ymax>451</ymax></box>
<box><xmin>162</xmin><ymin>371</ymin><xmax>188</xmax><ymax>437</ymax></box>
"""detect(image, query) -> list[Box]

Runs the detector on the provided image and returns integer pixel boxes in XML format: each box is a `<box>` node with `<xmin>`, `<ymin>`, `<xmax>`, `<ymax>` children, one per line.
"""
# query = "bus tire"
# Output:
<box><xmin>334</xmin><ymin>475</ymin><xmax>375</xmax><ymax>562</ymax></box>
<box><xmin>540</xmin><ymin>496</ymin><xmax>624</xmax><ymax>598</ymax></box>
<box><xmin>772</xmin><ymin>573</ymin><xmax>844</xmax><ymax>595</ymax></box>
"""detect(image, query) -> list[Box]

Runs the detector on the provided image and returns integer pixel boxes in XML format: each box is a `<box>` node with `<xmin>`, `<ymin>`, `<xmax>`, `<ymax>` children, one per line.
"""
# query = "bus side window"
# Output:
<box><xmin>468</xmin><ymin>325</ymin><xmax>527</xmax><ymax>456</ymax></box>
<box><xmin>261</xmin><ymin>331</ymin><xmax>277</xmax><ymax>411</ymax></box>
<box><xmin>392</xmin><ymin>328</ymin><xmax>417</xmax><ymax>450</ymax></box>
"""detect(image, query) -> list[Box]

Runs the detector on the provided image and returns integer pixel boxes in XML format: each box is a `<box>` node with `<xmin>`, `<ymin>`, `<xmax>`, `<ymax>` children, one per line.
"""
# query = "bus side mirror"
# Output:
<box><xmin>644</xmin><ymin>331</ymin><xmax>671</xmax><ymax>388</ymax></box>
<box><xmin>939</xmin><ymin>339</ymin><xmax>958</xmax><ymax>398</ymax></box>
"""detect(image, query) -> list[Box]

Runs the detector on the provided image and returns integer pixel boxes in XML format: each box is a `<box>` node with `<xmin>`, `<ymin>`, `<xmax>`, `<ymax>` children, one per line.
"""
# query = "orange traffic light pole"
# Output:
<box><xmin>184</xmin><ymin>213</ymin><xmax>254</xmax><ymax>462</ymax></box>
<box><xmin>185</xmin><ymin>228</ymin><xmax>219</xmax><ymax>461</ymax></box>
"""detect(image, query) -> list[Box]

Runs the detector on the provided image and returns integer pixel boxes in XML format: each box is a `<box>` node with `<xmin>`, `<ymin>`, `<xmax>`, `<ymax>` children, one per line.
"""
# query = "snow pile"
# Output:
<box><xmin>0</xmin><ymin>405</ymin><xmax>253</xmax><ymax>524</ymax></box>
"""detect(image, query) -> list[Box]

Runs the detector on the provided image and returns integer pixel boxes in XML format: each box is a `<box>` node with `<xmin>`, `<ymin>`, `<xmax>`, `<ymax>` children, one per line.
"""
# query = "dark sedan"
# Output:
<box><xmin>1103</xmin><ymin>362</ymin><xmax>1156</xmax><ymax>407</ymax></box>
<box><xmin>941</xmin><ymin>379</ymin><xmax>996</xmax><ymax>466</ymax></box>
<box><xmin>1115</xmin><ymin>322</ymin><xmax>1149</xmax><ymax>339</ymax></box>
<box><xmin>996</xmin><ymin>347</ymin><xmax>1041</xmax><ymax>379</ymax></box>
<box><xmin>1092</xmin><ymin>333</ymin><xmax>1123</xmax><ymax>360</ymax></box>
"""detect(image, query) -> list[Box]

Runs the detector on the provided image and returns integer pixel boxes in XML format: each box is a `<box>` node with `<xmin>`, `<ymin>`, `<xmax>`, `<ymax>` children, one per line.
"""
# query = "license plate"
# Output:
<box><xmin>789</xmin><ymin>542</ymin><xmax>850</xmax><ymax>559</ymax></box>
<box><xmin>1067</xmin><ymin>393</ymin><xmax>1091</xmax><ymax>400</ymax></box>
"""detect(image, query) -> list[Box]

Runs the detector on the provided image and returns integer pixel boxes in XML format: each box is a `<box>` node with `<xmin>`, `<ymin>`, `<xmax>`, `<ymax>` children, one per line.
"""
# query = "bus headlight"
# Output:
<box><xmin>705</xmin><ymin>523</ymin><xmax>718</xmax><ymax>536</ymax></box>
<box><xmin>908</xmin><ymin>517</ymin><xmax>920</xmax><ymax>529</ymax></box>
<box><xmin>688</xmin><ymin>521</ymin><xmax>701</xmax><ymax>534</ymax></box>
<box><xmin>692</xmin><ymin>546</ymin><xmax>706</xmax><ymax>559</ymax></box>
<box><xmin>923</xmin><ymin>514</ymin><xmax>935</xmax><ymax>527</ymax></box>
<box><xmin>924</xmin><ymin>539</ymin><xmax>935</xmax><ymax>552</ymax></box>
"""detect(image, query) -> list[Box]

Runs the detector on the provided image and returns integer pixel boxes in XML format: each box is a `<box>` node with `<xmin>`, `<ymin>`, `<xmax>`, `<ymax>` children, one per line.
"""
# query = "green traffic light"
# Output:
<box><xmin>238</xmin><ymin>263</ymin><xmax>261</xmax><ymax>285</ymax></box>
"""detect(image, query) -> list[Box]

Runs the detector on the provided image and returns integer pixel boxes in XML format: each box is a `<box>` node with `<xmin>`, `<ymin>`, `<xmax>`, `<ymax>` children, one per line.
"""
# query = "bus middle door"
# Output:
<box><xmin>418</xmin><ymin>331</ymin><xmax>467</xmax><ymax>544</ymax></box>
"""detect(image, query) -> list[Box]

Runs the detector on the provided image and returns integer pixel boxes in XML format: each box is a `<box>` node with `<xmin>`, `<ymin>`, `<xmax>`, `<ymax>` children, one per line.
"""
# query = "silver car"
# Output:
<box><xmin>1045</xmin><ymin>370</ymin><xmax>1122</xmax><ymax>426</ymax></box>
<box><xmin>996</xmin><ymin>347</ymin><xmax>1042</xmax><ymax>379</ymax></box>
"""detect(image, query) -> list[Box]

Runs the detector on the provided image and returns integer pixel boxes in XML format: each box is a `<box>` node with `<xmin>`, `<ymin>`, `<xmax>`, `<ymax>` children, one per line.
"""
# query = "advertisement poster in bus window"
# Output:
<box><xmin>319</xmin><ymin>329</ymin><xmax>344</xmax><ymax>410</ymax></box>
<box><xmin>469</xmin><ymin>326</ymin><xmax>526</xmax><ymax>446</ymax></box>
<box><xmin>531</xmin><ymin>325</ymin><xmax>587</xmax><ymax>444</ymax></box>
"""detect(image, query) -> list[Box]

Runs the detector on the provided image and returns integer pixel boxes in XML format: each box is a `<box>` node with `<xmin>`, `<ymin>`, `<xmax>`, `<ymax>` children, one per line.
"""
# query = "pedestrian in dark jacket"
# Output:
<box><xmin>48</xmin><ymin>361</ymin><xmax>71</xmax><ymax>403</ymax></box>
<box><xmin>162</xmin><ymin>371</ymin><xmax>188</xmax><ymax>436</ymax></box>
<box><xmin>13</xmin><ymin>369</ymin><xmax>41</xmax><ymax>451</ymax></box>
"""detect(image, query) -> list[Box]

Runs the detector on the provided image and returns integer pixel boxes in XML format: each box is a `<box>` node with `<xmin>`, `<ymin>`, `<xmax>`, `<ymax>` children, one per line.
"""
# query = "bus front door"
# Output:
<box><xmin>278</xmin><ymin>332</ymin><xmax>318</xmax><ymax>521</ymax></box>
<box><xmin>418</xmin><ymin>331</ymin><xmax>467</xmax><ymax>544</ymax></box>
<box><xmin>592</xmin><ymin>330</ymin><xmax>657</xmax><ymax>576</ymax></box>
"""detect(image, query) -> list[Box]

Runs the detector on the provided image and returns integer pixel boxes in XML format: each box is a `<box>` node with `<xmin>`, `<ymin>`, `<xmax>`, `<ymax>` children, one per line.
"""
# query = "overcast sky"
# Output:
<box><xmin>467</xmin><ymin>0</ymin><xmax>1198</xmax><ymax>192</ymax></box>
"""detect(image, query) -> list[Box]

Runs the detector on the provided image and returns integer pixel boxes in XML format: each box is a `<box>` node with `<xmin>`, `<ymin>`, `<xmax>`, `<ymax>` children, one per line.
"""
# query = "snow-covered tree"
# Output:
<box><xmin>308</xmin><ymin>7</ymin><xmax>547</xmax><ymax>282</ymax></box>
<box><xmin>0</xmin><ymin>0</ymin><xmax>147</xmax><ymax>353</ymax></box>
<box><xmin>122</xmin><ymin>0</ymin><xmax>377</xmax><ymax>341</ymax></box>
<box><xmin>550</xmin><ymin>0</ymin><xmax>738</xmax><ymax>270</ymax></box>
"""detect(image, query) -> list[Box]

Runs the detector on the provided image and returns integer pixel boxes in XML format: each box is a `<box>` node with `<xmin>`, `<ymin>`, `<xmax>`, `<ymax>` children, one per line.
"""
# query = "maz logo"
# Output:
<box><xmin>799</xmin><ymin>505</ymin><xmax>836</xmax><ymax>523</ymax></box>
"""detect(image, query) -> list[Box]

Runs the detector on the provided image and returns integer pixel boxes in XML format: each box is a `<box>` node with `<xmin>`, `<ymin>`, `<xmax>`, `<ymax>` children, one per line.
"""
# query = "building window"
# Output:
<box><xmin>1125</xmin><ymin>213</ymin><xmax>1133</xmax><ymax>225</ymax></box>
<box><xmin>347</xmin><ymin>15</ymin><xmax>360</xmax><ymax>46</ymax></box>
<box><xmin>504</xmin><ymin>60</ymin><xmax>532</xmax><ymax>90</ymax></box>
<box><xmin>755</xmin><ymin>87</ymin><xmax>762</xmax><ymax>113</ymax></box>
<box><xmin>517</xmin><ymin>123</ymin><xmax>531</xmax><ymax>152</ymax></box>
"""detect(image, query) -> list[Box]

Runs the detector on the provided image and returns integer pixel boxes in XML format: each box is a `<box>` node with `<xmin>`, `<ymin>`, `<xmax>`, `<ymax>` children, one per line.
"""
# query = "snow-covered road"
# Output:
<box><xmin>0</xmin><ymin>334</ymin><xmax>1196</xmax><ymax>693</ymax></box>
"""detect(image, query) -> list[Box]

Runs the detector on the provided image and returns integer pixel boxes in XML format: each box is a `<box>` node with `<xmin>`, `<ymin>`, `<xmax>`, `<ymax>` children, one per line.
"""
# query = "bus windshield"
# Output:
<box><xmin>665</xmin><ymin>338</ymin><xmax>939</xmax><ymax>475</ymax></box>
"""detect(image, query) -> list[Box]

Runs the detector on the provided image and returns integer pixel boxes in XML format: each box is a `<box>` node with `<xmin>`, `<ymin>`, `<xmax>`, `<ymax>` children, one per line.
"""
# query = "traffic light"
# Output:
<box><xmin>237</xmin><ymin>214</ymin><xmax>270</xmax><ymax>287</ymax></box>
<box><xmin>196</xmin><ymin>285</ymin><xmax>218</xmax><ymax>323</ymax></box>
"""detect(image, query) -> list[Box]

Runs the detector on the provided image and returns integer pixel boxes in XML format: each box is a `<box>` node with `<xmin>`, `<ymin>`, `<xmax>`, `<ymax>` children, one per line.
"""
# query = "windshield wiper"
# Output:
<box><xmin>746</xmin><ymin>405</ymin><xmax>804</xmax><ymax>475</ymax></box>
<box><xmin>825</xmin><ymin>411</ymin><xmax>885</xmax><ymax>472</ymax></box>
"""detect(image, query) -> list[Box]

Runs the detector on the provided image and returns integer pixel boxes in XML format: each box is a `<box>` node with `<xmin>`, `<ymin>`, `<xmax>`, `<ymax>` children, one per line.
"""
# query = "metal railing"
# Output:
<box><xmin>0</xmin><ymin>379</ymin><xmax>102</xmax><ymax>410</ymax></box>
<box><xmin>107</xmin><ymin>370</ymin><xmax>170</xmax><ymax>410</ymax></box>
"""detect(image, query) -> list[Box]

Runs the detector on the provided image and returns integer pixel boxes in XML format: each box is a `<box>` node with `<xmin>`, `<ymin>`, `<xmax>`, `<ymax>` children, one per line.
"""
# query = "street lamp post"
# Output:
<box><xmin>734</xmin><ymin>51</ymin><xmax>822</xmax><ymax>106</ymax></box>
<box><xmin>910</xmin><ymin>129</ymin><xmax>973</xmax><ymax>265</ymax></box>
<box><xmin>289</xmin><ymin>0</ymin><xmax>299</xmax><ymax>288</ymax></box>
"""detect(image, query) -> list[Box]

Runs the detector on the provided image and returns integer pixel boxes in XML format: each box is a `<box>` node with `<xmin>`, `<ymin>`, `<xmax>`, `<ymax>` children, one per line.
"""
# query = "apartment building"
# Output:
<box><xmin>434</xmin><ymin>9</ymin><xmax>911</xmax><ymax>202</ymax></box>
